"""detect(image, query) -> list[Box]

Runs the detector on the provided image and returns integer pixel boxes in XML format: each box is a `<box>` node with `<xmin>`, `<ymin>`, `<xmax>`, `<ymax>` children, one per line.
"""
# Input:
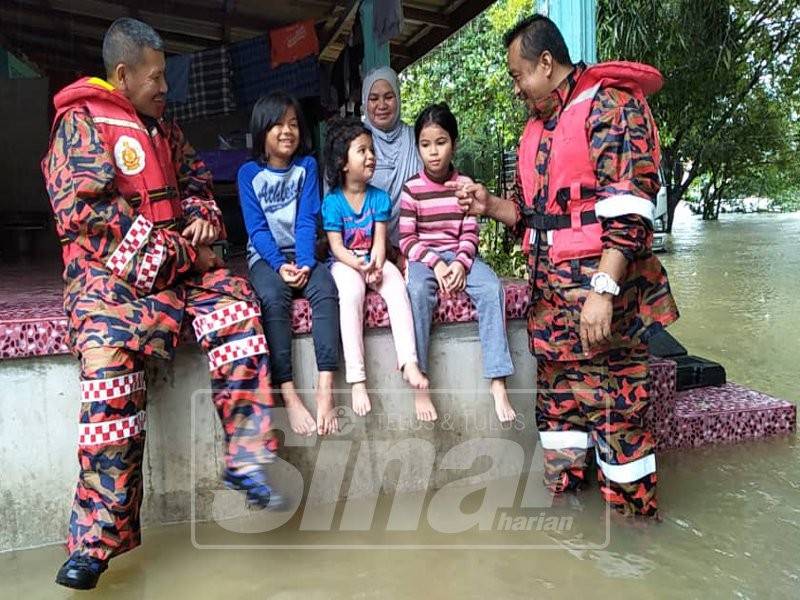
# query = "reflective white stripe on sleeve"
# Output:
<box><xmin>594</xmin><ymin>194</ymin><xmax>655</xmax><ymax>224</ymax></box>
<box><xmin>564</xmin><ymin>83</ymin><xmax>601</xmax><ymax>112</ymax></box>
<box><xmin>538</xmin><ymin>430</ymin><xmax>593</xmax><ymax>450</ymax></box>
<box><xmin>134</xmin><ymin>240</ymin><xmax>165</xmax><ymax>292</ymax></box>
<box><xmin>106</xmin><ymin>214</ymin><xmax>153</xmax><ymax>276</ymax></box>
<box><xmin>596</xmin><ymin>451</ymin><xmax>656</xmax><ymax>483</ymax></box>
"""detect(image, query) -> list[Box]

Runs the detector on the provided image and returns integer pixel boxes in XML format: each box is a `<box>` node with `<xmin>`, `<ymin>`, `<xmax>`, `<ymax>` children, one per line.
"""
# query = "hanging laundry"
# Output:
<box><xmin>167</xmin><ymin>46</ymin><xmax>236</xmax><ymax>122</ymax></box>
<box><xmin>230</xmin><ymin>35</ymin><xmax>272</xmax><ymax>107</ymax></box>
<box><xmin>265</xmin><ymin>55</ymin><xmax>320</xmax><ymax>99</ymax></box>
<box><xmin>269</xmin><ymin>20</ymin><xmax>319</xmax><ymax>68</ymax></box>
<box><xmin>373</xmin><ymin>0</ymin><xmax>404</xmax><ymax>45</ymax></box>
<box><xmin>165</xmin><ymin>54</ymin><xmax>192</xmax><ymax>103</ymax></box>
<box><xmin>231</xmin><ymin>35</ymin><xmax>320</xmax><ymax>107</ymax></box>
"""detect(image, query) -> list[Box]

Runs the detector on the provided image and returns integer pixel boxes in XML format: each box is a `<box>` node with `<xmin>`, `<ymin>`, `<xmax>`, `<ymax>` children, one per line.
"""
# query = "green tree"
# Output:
<box><xmin>598</xmin><ymin>0</ymin><xmax>800</xmax><ymax>226</ymax></box>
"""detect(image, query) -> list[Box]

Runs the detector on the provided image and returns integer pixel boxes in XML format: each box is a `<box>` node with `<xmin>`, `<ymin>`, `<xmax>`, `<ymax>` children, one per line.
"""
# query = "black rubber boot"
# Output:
<box><xmin>55</xmin><ymin>554</ymin><xmax>108</xmax><ymax>590</ymax></box>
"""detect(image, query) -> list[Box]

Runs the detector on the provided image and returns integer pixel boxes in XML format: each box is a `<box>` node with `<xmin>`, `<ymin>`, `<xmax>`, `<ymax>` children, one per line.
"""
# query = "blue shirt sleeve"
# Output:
<box><xmin>372</xmin><ymin>187</ymin><xmax>392</xmax><ymax>222</ymax></box>
<box><xmin>294</xmin><ymin>156</ymin><xmax>321</xmax><ymax>269</ymax></box>
<box><xmin>322</xmin><ymin>190</ymin><xmax>343</xmax><ymax>232</ymax></box>
<box><xmin>237</xmin><ymin>162</ymin><xmax>287</xmax><ymax>270</ymax></box>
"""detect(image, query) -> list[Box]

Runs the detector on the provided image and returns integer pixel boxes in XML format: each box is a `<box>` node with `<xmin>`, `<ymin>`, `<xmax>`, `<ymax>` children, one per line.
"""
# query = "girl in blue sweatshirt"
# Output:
<box><xmin>239</xmin><ymin>92</ymin><xmax>340</xmax><ymax>436</ymax></box>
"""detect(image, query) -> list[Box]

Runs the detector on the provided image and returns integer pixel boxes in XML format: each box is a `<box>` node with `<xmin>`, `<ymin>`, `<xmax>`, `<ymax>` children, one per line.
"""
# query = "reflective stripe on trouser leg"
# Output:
<box><xmin>69</xmin><ymin>349</ymin><xmax>146</xmax><ymax>561</ymax></box>
<box><xmin>183</xmin><ymin>272</ymin><xmax>278</xmax><ymax>471</ymax></box>
<box><xmin>595</xmin><ymin>451</ymin><xmax>656</xmax><ymax>484</ymax></box>
<box><xmin>538</xmin><ymin>430</ymin><xmax>595</xmax><ymax>450</ymax></box>
<box><xmin>539</xmin><ymin>436</ymin><xmax>596</xmax><ymax>494</ymax></box>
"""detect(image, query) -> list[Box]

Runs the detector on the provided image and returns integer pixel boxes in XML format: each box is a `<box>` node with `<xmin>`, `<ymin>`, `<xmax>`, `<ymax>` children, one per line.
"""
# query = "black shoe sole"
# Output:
<box><xmin>55</xmin><ymin>571</ymin><xmax>100</xmax><ymax>590</ymax></box>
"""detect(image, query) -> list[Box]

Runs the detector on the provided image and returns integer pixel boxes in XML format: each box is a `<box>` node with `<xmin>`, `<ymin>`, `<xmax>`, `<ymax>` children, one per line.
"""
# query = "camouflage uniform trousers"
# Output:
<box><xmin>535</xmin><ymin>343</ymin><xmax>657</xmax><ymax>517</ymax></box>
<box><xmin>68</xmin><ymin>268</ymin><xmax>276</xmax><ymax>561</ymax></box>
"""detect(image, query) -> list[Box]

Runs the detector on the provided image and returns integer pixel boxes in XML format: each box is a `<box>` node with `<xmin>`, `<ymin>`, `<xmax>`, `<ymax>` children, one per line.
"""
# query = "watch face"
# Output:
<box><xmin>593</xmin><ymin>273</ymin><xmax>606</xmax><ymax>289</ymax></box>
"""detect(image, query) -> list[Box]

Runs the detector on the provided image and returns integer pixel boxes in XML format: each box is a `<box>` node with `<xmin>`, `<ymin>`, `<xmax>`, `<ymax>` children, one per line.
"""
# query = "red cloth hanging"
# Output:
<box><xmin>269</xmin><ymin>20</ymin><xmax>319</xmax><ymax>68</ymax></box>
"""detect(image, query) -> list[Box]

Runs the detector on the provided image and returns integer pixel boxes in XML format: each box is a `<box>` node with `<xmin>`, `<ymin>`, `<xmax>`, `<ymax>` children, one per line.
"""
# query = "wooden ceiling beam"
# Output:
<box><xmin>403</xmin><ymin>7</ymin><xmax>449</xmax><ymax>29</ymax></box>
<box><xmin>221</xmin><ymin>0</ymin><xmax>236</xmax><ymax>45</ymax></box>
<box><xmin>318</xmin><ymin>0</ymin><xmax>361</xmax><ymax>62</ymax></box>
<box><xmin>2</xmin><ymin>2</ymin><xmax>217</xmax><ymax>51</ymax></box>
<box><xmin>110</xmin><ymin>0</ymin><xmax>273</xmax><ymax>34</ymax></box>
<box><xmin>2</xmin><ymin>31</ymin><xmax>103</xmax><ymax>74</ymax></box>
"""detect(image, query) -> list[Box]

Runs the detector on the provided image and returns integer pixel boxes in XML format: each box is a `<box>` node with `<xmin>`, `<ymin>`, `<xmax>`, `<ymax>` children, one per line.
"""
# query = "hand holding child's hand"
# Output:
<box><xmin>279</xmin><ymin>263</ymin><xmax>304</xmax><ymax>288</ymax></box>
<box><xmin>446</xmin><ymin>180</ymin><xmax>492</xmax><ymax>216</ymax></box>
<box><xmin>446</xmin><ymin>262</ymin><xmax>466</xmax><ymax>294</ymax></box>
<box><xmin>433</xmin><ymin>262</ymin><xmax>452</xmax><ymax>297</ymax></box>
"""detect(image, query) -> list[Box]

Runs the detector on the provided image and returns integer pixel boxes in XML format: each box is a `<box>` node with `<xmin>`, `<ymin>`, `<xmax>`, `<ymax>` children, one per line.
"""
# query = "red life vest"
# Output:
<box><xmin>50</xmin><ymin>77</ymin><xmax>181</xmax><ymax>265</ymax></box>
<box><xmin>517</xmin><ymin>61</ymin><xmax>663</xmax><ymax>264</ymax></box>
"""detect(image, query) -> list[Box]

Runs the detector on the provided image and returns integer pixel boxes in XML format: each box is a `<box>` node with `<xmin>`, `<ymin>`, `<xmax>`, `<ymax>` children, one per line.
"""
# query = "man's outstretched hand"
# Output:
<box><xmin>446</xmin><ymin>180</ymin><xmax>492</xmax><ymax>216</ymax></box>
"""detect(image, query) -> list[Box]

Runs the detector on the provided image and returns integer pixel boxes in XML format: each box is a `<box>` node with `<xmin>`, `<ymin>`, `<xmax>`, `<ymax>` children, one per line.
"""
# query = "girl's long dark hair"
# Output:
<box><xmin>249</xmin><ymin>91</ymin><xmax>311</xmax><ymax>161</ymax></box>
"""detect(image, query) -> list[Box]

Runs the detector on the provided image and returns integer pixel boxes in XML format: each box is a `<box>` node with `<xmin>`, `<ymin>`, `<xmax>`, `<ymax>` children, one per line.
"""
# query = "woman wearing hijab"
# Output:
<box><xmin>361</xmin><ymin>67</ymin><xmax>422</xmax><ymax>256</ymax></box>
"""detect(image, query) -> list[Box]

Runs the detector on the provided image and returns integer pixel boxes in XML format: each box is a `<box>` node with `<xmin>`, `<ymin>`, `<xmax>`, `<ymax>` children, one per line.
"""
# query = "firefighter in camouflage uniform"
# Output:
<box><xmin>453</xmin><ymin>15</ymin><xmax>679</xmax><ymax>518</ymax></box>
<box><xmin>42</xmin><ymin>19</ymin><xmax>282</xmax><ymax>590</ymax></box>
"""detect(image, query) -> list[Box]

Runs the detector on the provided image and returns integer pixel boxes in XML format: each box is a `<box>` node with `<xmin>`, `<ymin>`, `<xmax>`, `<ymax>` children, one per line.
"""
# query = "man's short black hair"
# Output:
<box><xmin>102</xmin><ymin>18</ymin><xmax>165</xmax><ymax>77</ymax></box>
<box><xmin>503</xmin><ymin>14</ymin><xmax>572</xmax><ymax>66</ymax></box>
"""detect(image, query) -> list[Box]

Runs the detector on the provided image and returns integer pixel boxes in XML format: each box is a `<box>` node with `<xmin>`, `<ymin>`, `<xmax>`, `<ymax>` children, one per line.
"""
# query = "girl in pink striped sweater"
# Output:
<box><xmin>400</xmin><ymin>104</ymin><xmax>516</xmax><ymax>423</ymax></box>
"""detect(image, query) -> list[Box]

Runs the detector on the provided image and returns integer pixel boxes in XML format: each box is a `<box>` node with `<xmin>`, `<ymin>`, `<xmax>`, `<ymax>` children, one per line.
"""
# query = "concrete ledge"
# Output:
<box><xmin>0</xmin><ymin>320</ymin><xmax>537</xmax><ymax>552</ymax></box>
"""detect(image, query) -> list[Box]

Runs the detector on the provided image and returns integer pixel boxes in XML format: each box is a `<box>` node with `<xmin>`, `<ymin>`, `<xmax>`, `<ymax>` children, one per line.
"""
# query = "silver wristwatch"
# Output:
<box><xmin>590</xmin><ymin>272</ymin><xmax>620</xmax><ymax>296</ymax></box>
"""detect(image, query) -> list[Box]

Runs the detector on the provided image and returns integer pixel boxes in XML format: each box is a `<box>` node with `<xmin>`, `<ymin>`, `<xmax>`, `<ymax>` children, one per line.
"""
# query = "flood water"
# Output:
<box><xmin>2</xmin><ymin>210</ymin><xmax>798</xmax><ymax>599</ymax></box>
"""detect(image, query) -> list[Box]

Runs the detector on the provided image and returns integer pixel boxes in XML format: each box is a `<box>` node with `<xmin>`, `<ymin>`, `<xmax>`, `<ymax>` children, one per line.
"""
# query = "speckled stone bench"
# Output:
<box><xmin>0</xmin><ymin>261</ymin><xmax>530</xmax><ymax>360</ymax></box>
<box><xmin>3</xmin><ymin>263</ymin><xmax>795</xmax><ymax>450</ymax></box>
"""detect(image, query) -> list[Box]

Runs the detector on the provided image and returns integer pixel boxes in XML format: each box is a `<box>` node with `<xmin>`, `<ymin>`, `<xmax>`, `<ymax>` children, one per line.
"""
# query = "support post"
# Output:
<box><xmin>540</xmin><ymin>0</ymin><xmax>597</xmax><ymax>64</ymax></box>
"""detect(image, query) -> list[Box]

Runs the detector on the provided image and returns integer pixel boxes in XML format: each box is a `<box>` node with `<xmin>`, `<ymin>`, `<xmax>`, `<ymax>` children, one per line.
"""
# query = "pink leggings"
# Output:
<box><xmin>330</xmin><ymin>261</ymin><xmax>418</xmax><ymax>383</ymax></box>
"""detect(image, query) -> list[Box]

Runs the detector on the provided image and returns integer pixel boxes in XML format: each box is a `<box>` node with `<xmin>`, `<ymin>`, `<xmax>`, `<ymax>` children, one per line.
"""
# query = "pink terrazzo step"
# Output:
<box><xmin>668</xmin><ymin>383</ymin><xmax>796</xmax><ymax>449</ymax></box>
<box><xmin>645</xmin><ymin>357</ymin><xmax>677</xmax><ymax>449</ymax></box>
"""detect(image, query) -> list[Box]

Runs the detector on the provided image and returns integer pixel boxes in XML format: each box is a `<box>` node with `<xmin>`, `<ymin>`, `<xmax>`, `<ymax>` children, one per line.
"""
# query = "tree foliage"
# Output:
<box><xmin>598</xmin><ymin>0</ymin><xmax>800</xmax><ymax>225</ymax></box>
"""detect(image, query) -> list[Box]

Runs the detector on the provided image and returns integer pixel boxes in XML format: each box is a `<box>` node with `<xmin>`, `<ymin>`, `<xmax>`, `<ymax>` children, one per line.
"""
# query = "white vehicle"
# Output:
<box><xmin>652</xmin><ymin>167</ymin><xmax>669</xmax><ymax>253</ymax></box>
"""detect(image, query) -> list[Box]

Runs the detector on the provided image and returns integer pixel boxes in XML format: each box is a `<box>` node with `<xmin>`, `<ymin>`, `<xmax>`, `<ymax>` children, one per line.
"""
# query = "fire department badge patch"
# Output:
<box><xmin>114</xmin><ymin>135</ymin><xmax>146</xmax><ymax>175</ymax></box>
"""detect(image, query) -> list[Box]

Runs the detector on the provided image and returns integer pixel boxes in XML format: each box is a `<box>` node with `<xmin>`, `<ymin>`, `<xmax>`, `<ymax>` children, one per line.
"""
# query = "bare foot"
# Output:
<box><xmin>315</xmin><ymin>371</ymin><xmax>338</xmax><ymax>435</ymax></box>
<box><xmin>414</xmin><ymin>388</ymin><xmax>438</xmax><ymax>422</ymax></box>
<box><xmin>491</xmin><ymin>378</ymin><xmax>516</xmax><ymax>423</ymax></box>
<box><xmin>281</xmin><ymin>382</ymin><xmax>316</xmax><ymax>436</ymax></box>
<box><xmin>351</xmin><ymin>382</ymin><xmax>371</xmax><ymax>416</ymax></box>
<box><xmin>402</xmin><ymin>361</ymin><xmax>429</xmax><ymax>390</ymax></box>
